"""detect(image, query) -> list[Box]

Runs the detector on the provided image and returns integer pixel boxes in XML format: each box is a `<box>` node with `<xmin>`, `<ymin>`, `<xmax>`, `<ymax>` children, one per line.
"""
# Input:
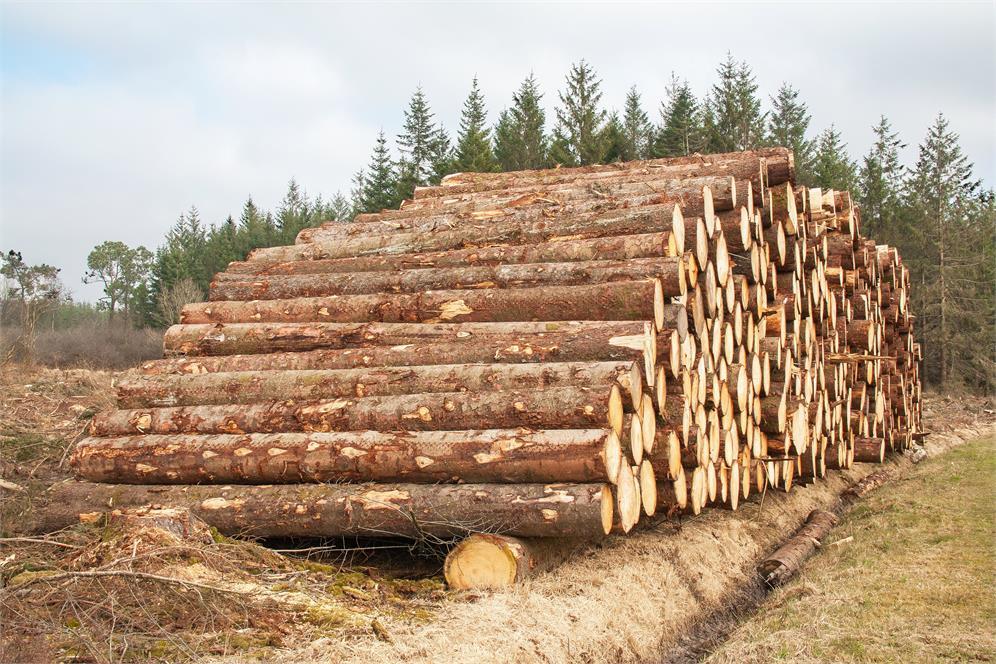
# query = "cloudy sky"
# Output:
<box><xmin>2</xmin><ymin>2</ymin><xmax>993</xmax><ymax>302</ymax></box>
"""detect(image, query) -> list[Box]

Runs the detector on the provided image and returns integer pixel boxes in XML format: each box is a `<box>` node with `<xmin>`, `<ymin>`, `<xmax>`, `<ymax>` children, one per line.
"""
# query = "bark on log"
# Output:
<box><xmin>26</xmin><ymin>481</ymin><xmax>614</xmax><ymax>539</ymax></box>
<box><xmin>72</xmin><ymin>428</ymin><xmax>623</xmax><ymax>485</ymax></box>
<box><xmin>161</xmin><ymin>320</ymin><xmax>663</xmax><ymax>363</ymax></box>
<box><xmin>181</xmin><ymin>280</ymin><xmax>671</xmax><ymax>330</ymax></box>
<box><xmin>444</xmin><ymin>534</ymin><xmax>585</xmax><ymax>589</ymax></box>
<box><xmin>852</xmin><ymin>436</ymin><xmax>885</xmax><ymax>463</ymax></box>
<box><xmin>116</xmin><ymin>361</ymin><xmax>638</xmax><ymax>416</ymax></box>
<box><xmin>758</xmin><ymin>509</ymin><xmax>839</xmax><ymax>586</ymax></box>
<box><xmin>209</xmin><ymin>257</ymin><xmax>686</xmax><ymax>301</ymax></box>
<box><xmin>227</xmin><ymin>232</ymin><xmax>673</xmax><ymax>277</ymax></box>
<box><xmin>91</xmin><ymin>385</ymin><xmax>630</xmax><ymax>437</ymax></box>
<box><xmin>250</xmin><ymin>205</ymin><xmax>683</xmax><ymax>263</ymax></box>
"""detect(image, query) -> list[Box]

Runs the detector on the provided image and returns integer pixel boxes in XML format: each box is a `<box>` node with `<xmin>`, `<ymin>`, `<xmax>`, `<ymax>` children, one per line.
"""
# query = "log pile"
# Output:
<box><xmin>60</xmin><ymin>148</ymin><xmax>922</xmax><ymax>584</ymax></box>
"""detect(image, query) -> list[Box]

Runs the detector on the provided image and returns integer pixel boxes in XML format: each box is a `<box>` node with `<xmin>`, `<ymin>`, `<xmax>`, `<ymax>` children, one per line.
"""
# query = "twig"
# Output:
<box><xmin>5</xmin><ymin>569</ymin><xmax>254</xmax><ymax>595</ymax></box>
<box><xmin>0</xmin><ymin>537</ymin><xmax>81</xmax><ymax>549</ymax></box>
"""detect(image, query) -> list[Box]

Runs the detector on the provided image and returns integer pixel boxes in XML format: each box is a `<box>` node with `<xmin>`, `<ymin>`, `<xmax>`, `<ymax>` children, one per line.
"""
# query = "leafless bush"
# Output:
<box><xmin>158</xmin><ymin>277</ymin><xmax>204</xmax><ymax>326</ymax></box>
<box><xmin>2</xmin><ymin>321</ymin><xmax>164</xmax><ymax>369</ymax></box>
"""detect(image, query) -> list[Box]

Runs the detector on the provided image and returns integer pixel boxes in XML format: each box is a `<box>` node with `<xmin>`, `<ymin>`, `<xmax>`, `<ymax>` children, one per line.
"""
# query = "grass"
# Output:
<box><xmin>707</xmin><ymin>434</ymin><xmax>996</xmax><ymax>663</ymax></box>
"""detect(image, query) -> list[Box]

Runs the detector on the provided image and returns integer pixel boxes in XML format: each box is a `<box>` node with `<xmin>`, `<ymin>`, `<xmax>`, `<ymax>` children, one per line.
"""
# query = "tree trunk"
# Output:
<box><xmin>758</xmin><ymin>509</ymin><xmax>839</xmax><ymax>586</ymax></box>
<box><xmin>852</xmin><ymin>436</ymin><xmax>885</xmax><ymax>463</ymax></box>
<box><xmin>181</xmin><ymin>279</ymin><xmax>668</xmax><ymax>328</ymax></box>
<box><xmin>116</xmin><ymin>361</ymin><xmax>638</xmax><ymax>415</ymax></box>
<box><xmin>209</xmin><ymin>257</ymin><xmax>687</xmax><ymax>301</ymax></box>
<box><xmin>25</xmin><ymin>481</ymin><xmax>614</xmax><ymax>539</ymax></box>
<box><xmin>226</xmin><ymin>232</ymin><xmax>673</xmax><ymax>277</ymax></box>
<box><xmin>91</xmin><ymin>385</ymin><xmax>629</xmax><ymax>437</ymax></box>
<box><xmin>250</xmin><ymin>205</ymin><xmax>683</xmax><ymax>263</ymax></box>
<box><xmin>444</xmin><ymin>534</ymin><xmax>586</xmax><ymax>589</ymax></box>
<box><xmin>72</xmin><ymin>428</ymin><xmax>622</xmax><ymax>485</ymax></box>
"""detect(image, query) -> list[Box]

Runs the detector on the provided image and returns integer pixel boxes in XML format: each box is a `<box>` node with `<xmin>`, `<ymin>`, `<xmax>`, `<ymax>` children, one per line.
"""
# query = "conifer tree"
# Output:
<box><xmin>328</xmin><ymin>192</ymin><xmax>352</xmax><ymax>222</ymax></box>
<box><xmin>705</xmin><ymin>53</ymin><xmax>766</xmax><ymax>152</ymax></box>
<box><xmin>494</xmin><ymin>73</ymin><xmax>548</xmax><ymax>171</ymax></box>
<box><xmin>429</xmin><ymin>126</ymin><xmax>454</xmax><ymax>184</ymax></box>
<box><xmin>550</xmin><ymin>60</ymin><xmax>608</xmax><ymax>166</ymax></box>
<box><xmin>600</xmin><ymin>112</ymin><xmax>627</xmax><ymax>163</ymax></box>
<box><xmin>857</xmin><ymin>116</ymin><xmax>905</xmax><ymax>240</ymax></box>
<box><xmin>652</xmin><ymin>75</ymin><xmax>704</xmax><ymax>157</ymax></box>
<box><xmin>358</xmin><ymin>130</ymin><xmax>400</xmax><ymax>213</ymax></box>
<box><xmin>276</xmin><ymin>179</ymin><xmax>312</xmax><ymax>241</ymax></box>
<box><xmin>454</xmin><ymin>77</ymin><xmax>497</xmax><ymax>173</ymax></box>
<box><xmin>811</xmin><ymin>125</ymin><xmax>857</xmax><ymax>192</ymax></box>
<box><xmin>902</xmin><ymin>113</ymin><xmax>992</xmax><ymax>389</ymax></box>
<box><xmin>767</xmin><ymin>82</ymin><xmax>814</xmax><ymax>182</ymax></box>
<box><xmin>396</xmin><ymin>86</ymin><xmax>439</xmax><ymax>197</ymax></box>
<box><xmin>620</xmin><ymin>86</ymin><xmax>652</xmax><ymax>161</ymax></box>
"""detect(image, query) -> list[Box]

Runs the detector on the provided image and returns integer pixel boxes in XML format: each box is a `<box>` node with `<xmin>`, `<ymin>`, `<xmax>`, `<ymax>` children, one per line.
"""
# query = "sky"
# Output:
<box><xmin>1</xmin><ymin>2</ymin><xmax>994</xmax><ymax>303</ymax></box>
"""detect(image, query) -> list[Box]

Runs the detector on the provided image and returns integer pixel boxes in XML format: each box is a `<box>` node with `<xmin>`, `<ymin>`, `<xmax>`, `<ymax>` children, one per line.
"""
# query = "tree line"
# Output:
<box><xmin>3</xmin><ymin>54</ymin><xmax>992</xmax><ymax>390</ymax></box>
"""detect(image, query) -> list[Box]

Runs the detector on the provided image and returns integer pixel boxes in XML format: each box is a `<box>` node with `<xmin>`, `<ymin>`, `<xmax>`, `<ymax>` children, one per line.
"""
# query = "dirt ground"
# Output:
<box><xmin>1</xmin><ymin>365</ymin><xmax>994</xmax><ymax>663</ymax></box>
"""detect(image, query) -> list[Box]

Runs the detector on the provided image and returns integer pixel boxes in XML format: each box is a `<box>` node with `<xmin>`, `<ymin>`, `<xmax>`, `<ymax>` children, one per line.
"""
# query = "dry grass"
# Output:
<box><xmin>706</xmin><ymin>434</ymin><xmax>996</xmax><ymax>663</ymax></box>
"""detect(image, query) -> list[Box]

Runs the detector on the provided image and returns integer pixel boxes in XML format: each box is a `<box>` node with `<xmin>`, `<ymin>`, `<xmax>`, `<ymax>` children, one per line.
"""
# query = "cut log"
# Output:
<box><xmin>226</xmin><ymin>232</ymin><xmax>674</xmax><ymax>276</ymax></box>
<box><xmin>181</xmin><ymin>280</ymin><xmax>671</xmax><ymax>330</ymax></box>
<box><xmin>116</xmin><ymin>361</ymin><xmax>637</xmax><ymax>416</ymax></box>
<box><xmin>852</xmin><ymin>436</ymin><xmax>886</xmax><ymax>463</ymax></box>
<box><xmin>210</xmin><ymin>257</ymin><xmax>687</xmax><ymax>301</ymax></box>
<box><xmin>72</xmin><ymin>428</ymin><xmax>623</xmax><ymax>485</ymax></box>
<box><xmin>444</xmin><ymin>534</ymin><xmax>585</xmax><ymax>589</ymax></box>
<box><xmin>90</xmin><ymin>385</ymin><xmax>633</xmax><ymax>438</ymax></box>
<box><xmin>758</xmin><ymin>509</ymin><xmax>839</xmax><ymax>586</ymax></box>
<box><xmin>27</xmin><ymin>481</ymin><xmax>615</xmax><ymax>539</ymax></box>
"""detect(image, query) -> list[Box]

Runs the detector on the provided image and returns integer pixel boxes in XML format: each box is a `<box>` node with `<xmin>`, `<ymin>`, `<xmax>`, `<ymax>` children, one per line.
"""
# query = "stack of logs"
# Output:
<box><xmin>52</xmin><ymin>148</ymin><xmax>921</xmax><ymax>585</ymax></box>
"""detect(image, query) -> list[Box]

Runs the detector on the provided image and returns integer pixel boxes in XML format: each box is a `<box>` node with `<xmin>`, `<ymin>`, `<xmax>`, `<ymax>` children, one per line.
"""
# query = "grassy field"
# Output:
<box><xmin>707</xmin><ymin>434</ymin><xmax>996</xmax><ymax>663</ymax></box>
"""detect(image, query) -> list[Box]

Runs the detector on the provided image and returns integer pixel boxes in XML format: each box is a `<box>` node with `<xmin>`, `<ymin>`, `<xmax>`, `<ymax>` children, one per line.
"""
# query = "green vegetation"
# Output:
<box><xmin>708</xmin><ymin>435</ymin><xmax>996</xmax><ymax>662</ymax></box>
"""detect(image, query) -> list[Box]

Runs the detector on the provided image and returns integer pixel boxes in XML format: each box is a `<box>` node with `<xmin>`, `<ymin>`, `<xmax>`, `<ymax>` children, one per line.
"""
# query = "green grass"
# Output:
<box><xmin>708</xmin><ymin>435</ymin><xmax>996</xmax><ymax>663</ymax></box>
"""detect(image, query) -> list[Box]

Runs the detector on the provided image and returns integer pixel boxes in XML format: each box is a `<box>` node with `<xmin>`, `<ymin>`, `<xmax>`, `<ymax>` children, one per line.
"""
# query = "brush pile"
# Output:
<box><xmin>48</xmin><ymin>148</ymin><xmax>920</xmax><ymax>583</ymax></box>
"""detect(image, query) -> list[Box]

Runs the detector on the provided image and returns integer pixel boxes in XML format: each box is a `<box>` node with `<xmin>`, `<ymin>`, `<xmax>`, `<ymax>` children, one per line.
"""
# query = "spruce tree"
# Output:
<box><xmin>705</xmin><ymin>53</ymin><xmax>766</xmax><ymax>152</ymax></box>
<box><xmin>810</xmin><ymin>125</ymin><xmax>857</xmax><ymax>192</ymax></box>
<box><xmin>902</xmin><ymin>113</ymin><xmax>991</xmax><ymax>389</ymax></box>
<box><xmin>276</xmin><ymin>179</ymin><xmax>313</xmax><ymax>242</ymax></box>
<box><xmin>429</xmin><ymin>126</ymin><xmax>454</xmax><ymax>184</ymax></box>
<box><xmin>857</xmin><ymin>115</ymin><xmax>904</xmax><ymax>240</ymax></box>
<box><xmin>454</xmin><ymin>77</ymin><xmax>497</xmax><ymax>173</ymax></box>
<box><xmin>328</xmin><ymin>192</ymin><xmax>352</xmax><ymax>222</ymax></box>
<box><xmin>620</xmin><ymin>86</ymin><xmax>652</xmax><ymax>161</ymax></box>
<box><xmin>600</xmin><ymin>112</ymin><xmax>627</xmax><ymax>163</ymax></box>
<box><xmin>767</xmin><ymin>82</ymin><xmax>814</xmax><ymax>182</ymax></box>
<box><xmin>652</xmin><ymin>75</ymin><xmax>704</xmax><ymax>157</ymax></box>
<box><xmin>396</xmin><ymin>86</ymin><xmax>439</xmax><ymax>197</ymax></box>
<box><xmin>358</xmin><ymin>130</ymin><xmax>400</xmax><ymax>213</ymax></box>
<box><xmin>550</xmin><ymin>60</ymin><xmax>608</xmax><ymax>166</ymax></box>
<box><xmin>494</xmin><ymin>73</ymin><xmax>548</xmax><ymax>171</ymax></box>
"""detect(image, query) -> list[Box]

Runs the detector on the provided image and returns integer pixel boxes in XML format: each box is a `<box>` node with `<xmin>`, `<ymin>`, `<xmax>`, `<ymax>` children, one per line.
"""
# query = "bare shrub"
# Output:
<box><xmin>157</xmin><ymin>277</ymin><xmax>204</xmax><ymax>326</ymax></box>
<box><xmin>29</xmin><ymin>321</ymin><xmax>163</xmax><ymax>370</ymax></box>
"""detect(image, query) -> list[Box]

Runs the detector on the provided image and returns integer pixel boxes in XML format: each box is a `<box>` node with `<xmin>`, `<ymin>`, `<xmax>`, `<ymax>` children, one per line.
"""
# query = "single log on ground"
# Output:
<box><xmin>758</xmin><ymin>509</ymin><xmax>839</xmax><ymax>586</ymax></box>
<box><xmin>72</xmin><ymin>428</ymin><xmax>623</xmax><ymax>485</ymax></box>
<box><xmin>225</xmin><ymin>232</ymin><xmax>674</xmax><ymax>276</ymax></box>
<box><xmin>28</xmin><ymin>481</ymin><xmax>615</xmax><ymax>539</ymax></box>
<box><xmin>209</xmin><ymin>257</ymin><xmax>687</xmax><ymax>301</ymax></box>
<box><xmin>181</xmin><ymin>280</ymin><xmax>670</xmax><ymax>329</ymax></box>
<box><xmin>444</xmin><ymin>534</ymin><xmax>586</xmax><ymax>589</ymax></box>
<box><xmin>91</xmin><ymin>385</ymin><xmax>631</xmax><ymax>437</ymax></box>
<box><xmin>161</xmin><ymin>320</ymin><xmax>665</xmax><ymax>366</ymax></box>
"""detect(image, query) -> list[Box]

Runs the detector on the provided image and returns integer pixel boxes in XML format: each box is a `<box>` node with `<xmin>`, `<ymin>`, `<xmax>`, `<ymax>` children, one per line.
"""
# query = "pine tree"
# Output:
<box><xmin>494</xmin><ymin>73</ymin><xmax>548</xmax><ymax>171</ymax></box>
<box><xmin>810</xmin><ymin>125</ymin><xmax>857</xmax><ymax>192</ymax></box>
<box><xmin>454</xmin><ymin>77</ymin><xmax>497</xmax><ymax>173</ymax></box>
<box><xmin>652</xmin><ymin>75</ymin><xmax>704</xmax><ymax>157</ymax></box>
<box><xmin>600</xmin><ymin>112</ymin><xmax>627</xmax><ymax>163</ymax></box>
<box><xmin>396</xmin><ymin>86</ymin><xmax>439</xmax><ymax>197</ymax></box>
<box><xmin>767</xmin><ymin>83</ymin><xmax>814</xmax><ymax>182</ymax></box>
<box><xmin>705</xmin><ymin>53</ymin><xmax>766</xmax><ymax>153</ymax></box>
<box><xmin>358</xmin><ymin>130</ymin><xmax>400</xmax><ymax>213</ymax></box>
<box><xmin>276</xmin><ymin>179</ymin><xmax>312</xmax><ymax>241</ymax></box>
<box><xmin>857</xmin><ymin>116</ymin><xmax>905</xmax><ymax>240</ymax></box>
<box><xmin>620</xmin><ymin>86</ymin><xmax>652</xmax><ymax>161</ymax></box>
<box><xmin>902</xmin><ymin>113</ymin><xmax>991</xmax><ymax>389</ymax></box>
<box><xmin>328</xmin><ymin>191</ymin><xmax>352</xmax><ymax>222</ymax></box>
<box><xmin>550</xmin><ymin>60</ymin><xmax>608</xmax><ymax>166</ymax></box>
<box><xmin>429</xmin><ymin>126</ymin><xmax>454</xmax><ymax>184</ymax></box>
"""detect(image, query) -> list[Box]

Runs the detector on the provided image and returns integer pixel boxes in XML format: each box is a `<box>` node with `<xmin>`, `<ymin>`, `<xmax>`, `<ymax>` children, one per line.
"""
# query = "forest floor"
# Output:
<box><xmin>1</xmin><ymin>365</ymin><xmax>993</xmax><ymax>663</ymax></box>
